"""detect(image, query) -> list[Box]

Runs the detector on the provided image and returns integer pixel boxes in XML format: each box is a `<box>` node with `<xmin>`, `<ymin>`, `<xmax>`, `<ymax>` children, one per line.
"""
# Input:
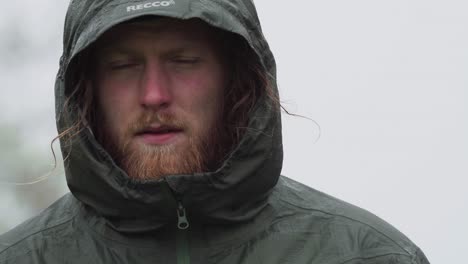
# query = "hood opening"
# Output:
<box><xmin>56</xmin><ymin>1</ymin><xmax>283</xmax><ymax>227</ymax></box>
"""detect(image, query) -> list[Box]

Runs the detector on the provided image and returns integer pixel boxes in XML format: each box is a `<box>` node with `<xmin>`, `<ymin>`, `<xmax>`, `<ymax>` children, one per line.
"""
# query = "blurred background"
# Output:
<box><xmin>1</xmin><ymin>0</ymin><xmax>467</xmax><ymax>263</ymax></box>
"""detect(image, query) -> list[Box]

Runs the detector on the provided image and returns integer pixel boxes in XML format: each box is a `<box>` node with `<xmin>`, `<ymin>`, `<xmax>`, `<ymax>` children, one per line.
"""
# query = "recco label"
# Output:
<box><xmin>127</xmin><ymin>0</ymin><xmax>176</xmax><ymax>12</ymax></box>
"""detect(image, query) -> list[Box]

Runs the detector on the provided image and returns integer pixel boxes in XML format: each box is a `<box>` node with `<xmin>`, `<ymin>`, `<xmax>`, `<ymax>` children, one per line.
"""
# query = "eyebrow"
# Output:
<box><xmin>98</xmin><ymin>46</ymin><xmax>138</xmax><ymax>57</ymax></box>
<box><xmin>98</xmin><ymin>44</ymin><xmax>203</xmax><ymax>59</ymax></box>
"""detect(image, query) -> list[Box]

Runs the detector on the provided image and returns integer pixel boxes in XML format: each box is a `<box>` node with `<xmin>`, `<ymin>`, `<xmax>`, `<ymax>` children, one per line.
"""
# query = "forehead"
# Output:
<box><xmin>95</xmin><ymin>17</ymin><xmax>220</xmax><ymax>50</ymax></box>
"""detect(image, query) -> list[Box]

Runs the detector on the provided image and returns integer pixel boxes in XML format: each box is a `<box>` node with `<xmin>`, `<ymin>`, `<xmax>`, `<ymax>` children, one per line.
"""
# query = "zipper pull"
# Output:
<box><xmin>177</xmin><ymin>202</ymin><xmax>190</xmax><ymax>230</ymax></box>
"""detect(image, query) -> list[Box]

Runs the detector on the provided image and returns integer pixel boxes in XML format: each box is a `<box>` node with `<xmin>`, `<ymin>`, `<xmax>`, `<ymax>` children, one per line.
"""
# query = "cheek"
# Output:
<box><xmin>96</xmin><ymin>80</ymin><xmax>136</xmax><ymax>130</ymax></box>
<box><xmin>174</xmin><ymin>67</ymin><xmax>225</xmax><ymax>109</ymax></box>
<box><xmin>176</xmin><ymin>76</ymin><xmax>224</xmax><ymax>129</ymax></box>
<box><xmin>96</xmin><ymin>67</ymin><xmax>142</xmax><ymax>104</ymax></box>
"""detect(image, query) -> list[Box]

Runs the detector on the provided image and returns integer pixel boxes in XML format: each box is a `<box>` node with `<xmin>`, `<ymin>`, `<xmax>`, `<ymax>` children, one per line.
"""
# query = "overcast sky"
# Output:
<box><xmin>1</xmin><ymin>1</ymin><xmax>467</xmax><ymax>263</ymax></box>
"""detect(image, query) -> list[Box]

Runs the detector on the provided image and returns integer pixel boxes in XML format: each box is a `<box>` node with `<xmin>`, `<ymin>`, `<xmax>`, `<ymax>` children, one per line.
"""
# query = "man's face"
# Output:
<box><xmin>93</xmin><ymin>18</ymin><xmax>227</xmax><ymax>180</ymax></box>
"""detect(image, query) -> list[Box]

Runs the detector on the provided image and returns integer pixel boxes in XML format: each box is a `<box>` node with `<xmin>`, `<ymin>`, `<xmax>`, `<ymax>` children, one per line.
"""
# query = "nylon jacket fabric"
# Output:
<box><xmin>0</xmin><ymin>0</ymin><xmax>430</xmax><ymax>263</ymax></box>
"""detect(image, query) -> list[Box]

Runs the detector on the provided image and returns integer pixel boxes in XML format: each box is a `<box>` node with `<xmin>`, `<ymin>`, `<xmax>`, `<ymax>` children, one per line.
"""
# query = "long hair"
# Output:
<box><xmin>52</xmin><ymin>23</ymin><xmax>279</xmax><ymax>167</ymax></box>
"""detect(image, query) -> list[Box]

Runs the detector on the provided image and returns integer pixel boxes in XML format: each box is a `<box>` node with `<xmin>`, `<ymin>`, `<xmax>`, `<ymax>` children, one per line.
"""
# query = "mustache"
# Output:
<box><xmin>127</xmin><ymin>112</ymin><xmax>186</xmax><ymax>135</ymax></box>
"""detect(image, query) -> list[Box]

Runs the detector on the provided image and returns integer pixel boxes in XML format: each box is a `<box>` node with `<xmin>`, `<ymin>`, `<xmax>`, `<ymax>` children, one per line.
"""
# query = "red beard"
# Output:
<box><xmin>97</xmin><ymin>111</ymin><xmax>226</xmax><ymax>180</ymax></box>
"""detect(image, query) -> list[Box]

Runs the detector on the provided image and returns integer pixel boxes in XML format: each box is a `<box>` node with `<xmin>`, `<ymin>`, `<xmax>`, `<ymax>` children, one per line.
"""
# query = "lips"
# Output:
<box><xmin>137</xmin><ymin>126</ymin><xmax>182</xmax><ymax>135</ymax></box>
<box><xmin>135</xmin><ymin>125</ymin><xmax>183</xmax><ymax>144</ymax></box>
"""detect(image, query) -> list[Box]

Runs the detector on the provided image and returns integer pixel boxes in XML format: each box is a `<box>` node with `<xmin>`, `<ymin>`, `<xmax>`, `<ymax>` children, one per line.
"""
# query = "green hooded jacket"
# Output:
<box><xmin>0</xmin><ymin>0</ymin><xmax>430</xmax><ymax>263</ymax></box>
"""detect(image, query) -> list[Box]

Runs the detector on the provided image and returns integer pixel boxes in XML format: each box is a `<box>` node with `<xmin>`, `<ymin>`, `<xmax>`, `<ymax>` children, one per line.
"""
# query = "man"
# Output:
<box><xmin>0</xmin><ymin>0</ymin><xmax>429</xmax><ymax>263</ymax></box>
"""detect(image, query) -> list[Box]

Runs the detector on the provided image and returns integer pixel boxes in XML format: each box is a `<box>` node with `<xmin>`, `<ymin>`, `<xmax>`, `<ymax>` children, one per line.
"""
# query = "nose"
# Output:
<box><xmin>139</xmin><ymin>61</ymin><xmax>172</xmax><ymax>109</ymax></box>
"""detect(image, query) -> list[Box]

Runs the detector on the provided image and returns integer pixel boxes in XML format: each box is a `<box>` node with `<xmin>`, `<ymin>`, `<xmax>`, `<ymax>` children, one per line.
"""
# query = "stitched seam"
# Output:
<box><xmin>339</xmin><ymin>252</ymin><xmax>412</xmax><ymax>264</ymax></box>
<box><xmin>277</xmin><ymin>197</ymin><xmax>414</xmax><ymax>257</ymax></box>
<box><xmin>0</xmin><ymin>216</ymin><xmax>76</xmax><ymax>256</ymax></box>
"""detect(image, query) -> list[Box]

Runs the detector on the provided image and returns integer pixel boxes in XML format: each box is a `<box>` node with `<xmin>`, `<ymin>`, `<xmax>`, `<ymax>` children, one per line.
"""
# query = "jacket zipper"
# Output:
<box><xmin>176</xmin><ymin>200</ymin><xmax>190</xmax><ymax>264</ymax></box>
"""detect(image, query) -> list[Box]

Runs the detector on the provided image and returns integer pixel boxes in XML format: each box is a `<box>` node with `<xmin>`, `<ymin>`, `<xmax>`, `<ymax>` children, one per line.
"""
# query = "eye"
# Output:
<box><xmin>171</xmin><ymin>57</ymin><xmax>201</xmax><ymax>65</ymax></box>
<box><xmin>109</xmin><ymin>62</ymin><xmax>140</xmax><ymax>70</ymax></box>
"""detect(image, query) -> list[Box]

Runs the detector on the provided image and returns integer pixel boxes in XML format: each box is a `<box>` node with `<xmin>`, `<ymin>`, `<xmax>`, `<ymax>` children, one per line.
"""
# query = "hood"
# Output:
<box><xmin>55</xmin><ymin>0</ymin><xmax>282</xmax><ymax>232</ymax></box>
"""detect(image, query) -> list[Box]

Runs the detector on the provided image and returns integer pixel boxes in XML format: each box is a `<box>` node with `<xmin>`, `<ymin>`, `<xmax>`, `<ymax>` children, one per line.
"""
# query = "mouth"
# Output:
<box><xmin>135</xmin><ymin>125</ymin><xmax>183</xmax><ymax>145</ymax></box>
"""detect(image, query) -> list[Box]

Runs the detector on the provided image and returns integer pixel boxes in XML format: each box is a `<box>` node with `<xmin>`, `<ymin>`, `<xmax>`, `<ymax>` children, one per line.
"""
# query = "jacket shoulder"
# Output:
<box><xmin>0</xmin><ymin>193</ymin><xmax>79</xmax><ymax>263</ymax></box>
<box><xmin>271</xmin><ymin>176</ymin><xmax>430</xmax><ymax>264</ymax></box>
